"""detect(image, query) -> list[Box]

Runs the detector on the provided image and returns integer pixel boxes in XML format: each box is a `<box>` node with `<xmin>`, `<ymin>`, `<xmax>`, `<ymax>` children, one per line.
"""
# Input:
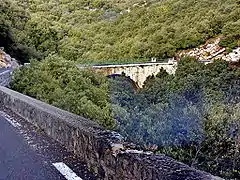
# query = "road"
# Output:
<box><xmin>0</xmin><ymin>108</ymin><xmax>98</xmax><ymax>180</ymax></box>
<box><xmin>0</xmin><ymin>68</ymin><xmax>11</xmax><ymax>74</ymax></box>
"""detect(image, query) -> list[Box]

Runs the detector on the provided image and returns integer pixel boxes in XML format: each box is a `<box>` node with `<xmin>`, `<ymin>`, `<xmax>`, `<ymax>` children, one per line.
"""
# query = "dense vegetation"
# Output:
<box><xmin>12</xmin><ymin>55</ymin><xmax>240</xmax><ymax>179</ymax></box>
<box><xmin>110</xmin><ymin>58</ymin><xmax>240</xmax><ymax>179</ymax></box>
<box><xmin>0</xmin><ymin>0</ymin><xmax>40</xmax><ymax>63</ymax></box>
<box><xmin>11</xmin><ymin>56</ymin><xmax>116</xmax><ymax>129</ymax></box>
<box><xmin>2</xmin><ymin>0</ymin><xmax>240</xmax><ymax>64</ymax></box>
<box><xmin>2</xmin><ymin>0</ymin><xmax>240</xmax><ymax>179</ymax></box>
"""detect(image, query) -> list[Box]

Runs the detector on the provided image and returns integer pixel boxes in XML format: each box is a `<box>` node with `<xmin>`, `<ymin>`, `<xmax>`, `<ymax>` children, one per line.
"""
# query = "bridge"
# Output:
<box><xmin>79</xmin><ymin>61</ymin><xmax>178</xmax><ymax>88</ymax></box>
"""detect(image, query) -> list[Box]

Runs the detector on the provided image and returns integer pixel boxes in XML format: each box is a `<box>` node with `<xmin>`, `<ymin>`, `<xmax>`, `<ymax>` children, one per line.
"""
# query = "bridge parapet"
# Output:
<box><xmin>91</xmin><ymin>62</ymin><xmax>176</xmax><ymax>68</ymax></box>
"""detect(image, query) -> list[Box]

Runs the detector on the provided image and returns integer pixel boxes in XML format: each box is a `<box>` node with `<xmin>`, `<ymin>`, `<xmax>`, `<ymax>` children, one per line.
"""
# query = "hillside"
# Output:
<box><xmin>0</xmin><ymin>0</ymin><xmax>41</xmax><ymax>64</ymax></box>
<box><xmin>4</xmin><ymin>0</ymin><xmax>240</xmax><ymax>179</ymax></box>
<box><xmin>3</xmin><ymin>0</ymin><xmax>239</xmax><ymax>64</ymax></box>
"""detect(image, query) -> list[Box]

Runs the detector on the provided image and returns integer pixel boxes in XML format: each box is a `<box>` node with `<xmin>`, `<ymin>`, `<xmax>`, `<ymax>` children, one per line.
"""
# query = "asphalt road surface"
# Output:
<box><xmin>0</xmin><ymin>108</ymin><xmax>98</xmax><ymax>180</ymax></box>
<box><xmin>0</xmin><ymin>68</ymin><xmax>11</xmax><ymax>74</ymax></box>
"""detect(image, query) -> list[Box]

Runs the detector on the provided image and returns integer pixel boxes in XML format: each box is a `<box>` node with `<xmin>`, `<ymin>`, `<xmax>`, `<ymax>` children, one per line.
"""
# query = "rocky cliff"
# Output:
<box><xmin>0</xmin><ymin>49</ymin><xmax>19</xmax><ymax>68</ymax></box>
<box><xmin>178</xmin><ymin>38</ymin><xmax>240</xmax><ymax>62</ymax></box>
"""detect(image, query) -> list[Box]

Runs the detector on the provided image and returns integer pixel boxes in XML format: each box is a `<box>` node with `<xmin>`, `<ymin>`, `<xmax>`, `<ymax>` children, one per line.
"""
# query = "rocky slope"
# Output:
<box><xmin>0</xmin><ymin>49</ymin><xmax>19</xmax><ymax>68</ymax></box>
<box><xmin>178</xmin><ymin>38</ymin><xmax>240</xmax><ymax>62</ymax></box>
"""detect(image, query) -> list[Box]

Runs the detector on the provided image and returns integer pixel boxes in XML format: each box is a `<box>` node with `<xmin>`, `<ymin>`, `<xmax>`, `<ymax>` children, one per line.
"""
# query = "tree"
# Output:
<box><xmin>11</xmin><ymin>55</ymin><xmax>116</xmax><ymax>129</ymax></box>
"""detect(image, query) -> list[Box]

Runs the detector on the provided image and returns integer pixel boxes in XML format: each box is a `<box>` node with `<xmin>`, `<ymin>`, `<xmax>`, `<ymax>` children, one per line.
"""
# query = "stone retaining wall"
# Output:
<box><xmin>0</xmin><ymin>86</ymin><xmax>222</xmax><ymax>180</ymax></box>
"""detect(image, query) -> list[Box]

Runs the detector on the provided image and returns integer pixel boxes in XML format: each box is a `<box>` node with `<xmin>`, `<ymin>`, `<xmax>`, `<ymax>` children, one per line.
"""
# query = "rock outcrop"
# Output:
<box><xmin>0</xmin><ymin>49</ymin><xmax>19</xmax><ymax>68</ymax></box>
<box><xmin>178</xmin><ymin>38</ymin><xmax>240</xmax><ymax>62</ymax></box>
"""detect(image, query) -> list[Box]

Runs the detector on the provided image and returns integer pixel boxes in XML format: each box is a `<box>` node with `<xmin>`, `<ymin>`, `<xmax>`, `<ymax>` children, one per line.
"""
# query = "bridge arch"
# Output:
<box><xmin>107</xmin><ymin>73</ymin><xmax>140</xmax><ymax>90</ymax></box>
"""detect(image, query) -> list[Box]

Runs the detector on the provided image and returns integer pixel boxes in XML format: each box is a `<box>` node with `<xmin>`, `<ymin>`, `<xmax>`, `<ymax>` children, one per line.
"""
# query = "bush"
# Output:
<box><xmin>109</xmin><ymin>58</ymin><xmax>240</xmax><ymax>178</ymax></box>
<box><xmin>11</xmin><ymin>55</ymin><xmax>116</xmax><ymax>129</ymax></box>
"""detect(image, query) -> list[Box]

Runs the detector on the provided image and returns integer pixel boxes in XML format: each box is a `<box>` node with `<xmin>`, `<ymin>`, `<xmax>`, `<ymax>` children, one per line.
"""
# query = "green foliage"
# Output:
<box><xmin>0</xmin><ymin>0</ymin><xmax>40</xmax><ymax>63</ymax></box>
<box><xmin>11</xmin><ymin>55</ymin><xmax>116</xmax><ymax>129</ymax></box>
<box><xmin>109</xmin><ymin>58</ymin><xmax>240</xmax><ymax>179</ymax></box>
<box><xmin>9</xmin><ymin>0</ymin><xmax>240</xmax><ymax>64</ymax></box>
<box><xmin>4</xmin><ymin>0</ymin><xmax>240</xmax><ymax>178</ymax></box>
<box><xmin>219</xmin><ymin>19</ymin><xmax>240</xmax><ymax>50</ymax></box>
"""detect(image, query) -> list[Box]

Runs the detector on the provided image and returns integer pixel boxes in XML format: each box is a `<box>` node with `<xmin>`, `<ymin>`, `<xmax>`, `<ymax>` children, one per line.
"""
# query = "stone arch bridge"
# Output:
<box><xmin>79</xmin><ymin>61</ymin><xmax>177</xmax><ymax>88</ymax></box>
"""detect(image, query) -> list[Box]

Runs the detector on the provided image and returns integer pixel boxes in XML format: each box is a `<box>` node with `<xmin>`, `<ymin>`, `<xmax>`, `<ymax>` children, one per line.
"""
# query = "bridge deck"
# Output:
<box><xmin>78</xmin><ymin>62</ymin><xmax>176</xmax><ymax>68</ymax></box>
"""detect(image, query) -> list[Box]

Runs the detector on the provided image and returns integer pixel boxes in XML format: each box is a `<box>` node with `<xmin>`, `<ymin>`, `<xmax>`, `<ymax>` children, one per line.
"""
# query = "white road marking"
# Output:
<box><xmin>0</xmin><ymin>112</ymin><xmax>83</xmax><ymax>180</ymax></box>
<box><xmin>0</xmin><ymin>111</ymin><xmax>22</xmax><ymax>128</ymax></box>
<box><xmin>53</xmin><ymin>162</ymin><xmax>83</xmax><ymax>180</ymax></box>
<box><xmin>4</xmin><ymin>117</ymin><xmax>22</xmax><ymax>128</ymax></box>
